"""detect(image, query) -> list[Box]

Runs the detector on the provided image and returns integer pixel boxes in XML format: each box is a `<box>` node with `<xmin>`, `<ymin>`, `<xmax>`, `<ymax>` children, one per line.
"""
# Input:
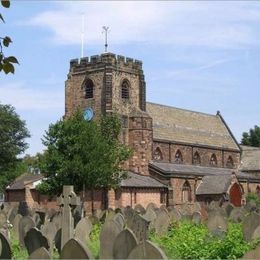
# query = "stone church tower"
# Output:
<box><xmin>65</xmin><ymin>53</ymin><xmax>153</xmax><ymax>175</ymax></box>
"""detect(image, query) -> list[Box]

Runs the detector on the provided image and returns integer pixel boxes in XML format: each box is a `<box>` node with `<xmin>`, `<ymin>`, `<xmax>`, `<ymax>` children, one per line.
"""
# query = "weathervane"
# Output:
<box><xmin>102</xmin><ymin>26</ymin><xmax>110</xmax><ymax>53</ymax></box>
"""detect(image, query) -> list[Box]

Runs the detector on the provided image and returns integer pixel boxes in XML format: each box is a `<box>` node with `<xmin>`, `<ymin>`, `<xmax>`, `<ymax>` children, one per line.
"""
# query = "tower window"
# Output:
<box><xmin>121</xmin><ymin>80</ymin><xmax>130</xmax><ymax>100</ymax></box>
<box><xmin>85</xmin><ymin>79</ymin><xmax>94</xmax><ymax>99</ymax></box>
<box><xmin>193</xmin><ymin>151</ymin><xmax>201</xmax><ymax>165</ymax></box>
<box><xmin>153</xmin><ymin>147</ymin><xmax>163</xmax><ymax>161</ymax></box>
<box><xmin>174</xmin><ymin>150</ymin><xmax>183</xmax><ymax>164</ymax></box>
<box><xmin>210</xmin><ymin>154</ymin><xmax>217</xmax><ymax>166</ymax></box>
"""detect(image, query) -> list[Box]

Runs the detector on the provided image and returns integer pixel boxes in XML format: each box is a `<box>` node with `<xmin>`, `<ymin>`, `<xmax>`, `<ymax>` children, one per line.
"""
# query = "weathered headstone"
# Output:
<box><xmin>134</xmin><ymin>204</ymin><xmax>146</xmax><ymax>215</ymax></box>
<box><xmin>127</xmin><ymin>240</ymin><xmax>167</xmax><ymax>259</ymax></box>
<box><xmin>57</xmin><ymin>185</ymin><xmax>80</xmax><ymax>249</ymax></box>
<box><xmin>0</xmin><ymin>212</ymin><xmax>7</xmax><ymax>229</ymax></box>
<box><xmin>29</xmin><ymin>247</ymin><xmax>51</xmax><ymax>259</ymax></box>
<box><xmin>54</xmin><ymin>228</ymin><xmax>61</xmax><ymax>254</ymax></box>
<box><xmin>24</xmin><ymin>227</ymin><xmax>50</xmax><ymax>255</ymax></box>
<box><xmin>72</xmin><ymin>205</ymin><xmax>82</xmax><ymax>228</ymax></box>
<box><xmin>229</xmin><ymin>207</ymin><xmax>246</xmax><ymax>223</ymax></box>
<box><xmin>113</xmin><ymin>228</ymin><xmax>138</xmax><ymax>259</ymax></box>
<box><xmin>146</xmin><ymin>202</ymin><xmax>157</xmax><ymax>212</ymax></box>
<box><xmin>168</xmin><ymin>208</ymin><xmax>181</xmax><ymax>223</ymax></box>
<box><xmin>192</xmin><ymin>211</ymin><xmax>202</xmax><ymax>225</ymax></box>
<box><xmin>12</xmin><ymin>214</ymin><xmax>22</xmax><ymax>239</ymax></box>
<box><xmin>207</xmin><ymin>211</ymin><xmax>227</xmax><ymax>236</ymax></box>
<box><xmin>143</xmin><ymin>208</ymin><xmax>157</xmax><ymax>229</ymax></box>
<box><xmin>154</xmin><ymin>210</ymin><xmax>170</xmax><ymax>236</ymax></box>
<box><xmin>113</xmin><ymin>213</ymin><xmax>125</xmax><ymax>230</ymax></box>
<box><xmin>19</xmin><ymin>216</ymin><xmax>36</xmax><ymax>247</ymax></box>
<box><xmin>7</xmin><ymin>206</ymin><xmax>18</xmax><ymax>224</ymax></box>
<box><xmin>60</xmin><ymin>238</ymin><xmax>93</xmax><ymax>259</ymax></box>
<box><xmin>99</xmin><ymin>219</ymin><xmax>122</xmax><ymax>259</ymax></box>
<box><xmin>74</xmin><ymin>217</ymin><xmax>92</xmax><ymax>244</ymax></box>
<box><xmin>243</xmin><ymin>212</ymin><xmax>260</xmax><ymax>242</ymax></box>
<box><xmin>245</xmin><ymin>200</ymin><xmax>257</xmax><ymax>213</ymax></box>
<box><xmin>0</xmin><ymin>231</ymin><xmax>11</xmax><ymax>259</ymax></box>
<box><xmin>51</xmin><ymin>212</ymin><xmax>61</xmax><ymax>231</ymax></box>
<box><xmin>33</xmin><ymin>213</ymin><xmax>42</xmax><ymax>229</ymax></box>
<box><xmin>252</xmin><ymin>225</ymin><xmax>260</xmax><ymax>240</ymax></box>
<box><xmin>41</xmin><ymin>221</ymin><xmax>57</xmax><ymax>249</ymax></box>
<box><xmin>223</xmin><ymin>203</ymin><xmax>234</xmax><ymax>217</ymax></box>
<box><xmin>18</xmin><ymin>201</ymin><xmax>30</xmax><ymax>216</ymax></box>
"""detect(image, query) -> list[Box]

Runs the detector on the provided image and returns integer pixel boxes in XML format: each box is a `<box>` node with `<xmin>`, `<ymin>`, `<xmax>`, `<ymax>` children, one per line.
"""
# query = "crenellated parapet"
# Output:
<box><xmin>69</xmin><ymin>53</ymin><xmax>143</xmax><ymax>73</ymax></box>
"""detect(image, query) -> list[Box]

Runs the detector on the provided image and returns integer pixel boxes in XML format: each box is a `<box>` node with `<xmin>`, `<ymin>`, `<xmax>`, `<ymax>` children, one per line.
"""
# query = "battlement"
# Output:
<box><xmin>69</xmin><ymin>53</ymin><xmax>143</xmax><ymax>71</ymax></box>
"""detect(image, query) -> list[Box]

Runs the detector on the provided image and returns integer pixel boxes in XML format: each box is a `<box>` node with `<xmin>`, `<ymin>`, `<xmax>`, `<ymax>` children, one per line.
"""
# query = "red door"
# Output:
<box><xmin>229</xmin><ymin>183</ymin><xmax>242</xmax><ymax>207</ymax></box>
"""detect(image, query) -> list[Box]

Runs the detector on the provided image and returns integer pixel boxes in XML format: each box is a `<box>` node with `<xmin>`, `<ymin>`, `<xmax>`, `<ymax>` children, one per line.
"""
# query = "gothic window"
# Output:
<box><xmin>226</xmin><ymin>156</ymin><xmax>234</xmax><ymax>168</ymax></box>
<box><xmin>210</xmin><ymin>154</ymin><xmax>217</xmax><ymax>166</ymax></box>
<box><xmin>160</xmin><ymin>190</ymin><xmax>166</xmax><ymax>204</ymax></box>
<box><xmin>182</xmin><ymin>181</ymin><xmax>192</xmax><ymax>203</ymax></box>
<box><xmin>85</xmin><ymin>79</ymin><xmax>94</xmax><ymax>99</ymax></box>
<box><xmin>153</xmin><ymin>147</ymin><xmax>163</xmax><ymax>161</ymax></box>
<box><xmin>193</xmin><ymin>151</ymin><xmax>201</xmax><ymax>165</ymax></box>
<box><xmin>174</xmin><ymin>150</ymin><xmax>183</xmax><ymax>164</ymax></box>
<box><xmin>121</xmin><ymin>80</ymin><xmax>130</xmax><ymax>100</ymax></box>
<box><xmin>256</xmin><ymin>185</ymin><xmax>260</xmax><ymax>194</ymax></box>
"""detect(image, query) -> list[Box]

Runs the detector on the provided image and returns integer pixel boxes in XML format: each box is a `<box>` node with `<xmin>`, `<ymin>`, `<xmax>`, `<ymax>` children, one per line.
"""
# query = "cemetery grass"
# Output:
<box><xmin>150</xmin><ymin>221</ymin><xmax>260</xmax><ymax>259</ymax></box>
<box><xmin>86</xmin><ymin>223</ymin><xmax>101</xmax><ymax>259</ymax></box>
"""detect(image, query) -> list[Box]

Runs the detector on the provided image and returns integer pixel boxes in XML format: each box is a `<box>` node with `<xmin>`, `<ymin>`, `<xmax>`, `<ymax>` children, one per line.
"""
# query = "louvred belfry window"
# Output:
<box><xmin>85</xmin><ymin>79</ymin><xmax>94</xmax><ymax>99</ymax></box>
<box><xmin>121</xmin><ymin>80</ymin><xmax>130</xmax><ymax>100</ymax></box>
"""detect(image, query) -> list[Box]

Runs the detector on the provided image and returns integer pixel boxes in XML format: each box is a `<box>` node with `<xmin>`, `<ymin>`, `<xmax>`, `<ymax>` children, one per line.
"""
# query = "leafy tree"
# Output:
<box><xmin>0</xmin><ymin>0</ymin><xmax>19</xmax><ymax>74</ymax></box>
<box><xmin>0</xmin><ymin>103</ymin><xmax>30</xmax><ymax>191</ymax></box>
<box><xmin>37</xmin><ymin>111</ymin><xmax>132</xmax><ymax>195</ymax></box>
<box><xmin>241</xmin><ymin>125</ymin><xmax>260</xmax><ymax>147</ymax></box>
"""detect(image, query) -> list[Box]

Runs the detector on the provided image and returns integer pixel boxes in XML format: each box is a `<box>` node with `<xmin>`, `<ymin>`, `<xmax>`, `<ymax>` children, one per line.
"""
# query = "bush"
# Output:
<box><xmin>86</xmin><ymin>223</ymin><xmax>101</xmax><ymax>259</ymax></box>
<box><xmin>246</xmin><ymin>192</ymin><xmax>260</xmax><ymax>207</ymax></box>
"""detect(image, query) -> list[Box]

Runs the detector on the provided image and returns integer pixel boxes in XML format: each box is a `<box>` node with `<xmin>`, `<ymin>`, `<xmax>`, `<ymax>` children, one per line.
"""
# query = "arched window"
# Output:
<box><xmin>226</xmin><ymin>156</ymin><xmax>234</xmax><ymax>168</ymax></box>
<box><xmin>193</xmin><ymin>151</ymin><xmax>201</xmax><ymax>165</ymax></box>
<box><xmin>256</xmin><ymin>185</ymin><xmax>260</xmax><ymax>194</ymax></box>
<box><xmin>153</xmin><ymin>147</ymin><xmax>163</xmax><ymax>161</ymax></box>
<box><xmin>121</xmin><ymin>80</ymin><xmax>130</xmax><ymax>100</ymax></box>
<box><xmin>210</xmin><ymin>154</ymin><xmax>217</xmax><ymax>166</ymax></box>
<box><xmin>174</xmin><ymin>150</ymin><xmax>183</xmax><ymax>164</ymax></box>
<box><xmin>85</xmin><ymin>79</ymin><xmax>94</xmax><ymax>99</ymax></box>
<box><xmin>182</xmin><ymin>181</ymin><xmax>192</xmax><ymax>202</ymax></box>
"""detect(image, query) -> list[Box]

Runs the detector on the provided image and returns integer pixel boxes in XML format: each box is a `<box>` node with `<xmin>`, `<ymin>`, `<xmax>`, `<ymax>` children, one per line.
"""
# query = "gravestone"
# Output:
<box><xmin>99</xmin><ymin>219</ymin><xmax>122</xmax><ymax>259</ymax></box>
<box><xmin>51</xmin><ymin>212</ymin><xmax>61</xmax><ymax>230</ymax></box>
<box><xmin>19</xmin><ymin>216</ymin><xmax>36</xmax><ymax>247</ymax></box>
<box><xmin>127</xmin><ymin>240</ymin><xmax>167</xmax><ymax>259</ymax></box>
<box><xmin>0</xmin><ymin>212</ymin><xmax>7</xmax><ymax>228</ymax></box>
<box><xmin>12</xmin><ymin>214</ymin><xmax>22</xmax><ymax>239</ymax></box>
<box><xmin>60</xmin><ymin>238</ymin><xmax>93</xmax><ymax>259</ymax></box>
<box><xmin>0</xmin><ymin>231</ymin><xmax>11</xmax><ymax>259</ymax></box>
<box><xmin>72</xmin><ymin>205</ymin><xmax>82</xmax><ymax>228</ymax></box>
<box><xmin>154</xmin><ymin>210</ymin><xmax>170</xmax><ymax>236</ymax></box>
<box><xmin>142</xmin><ymin>208</ymin><xmax>157</xmax><ymax>229</ymax></box>
<box><xmin>74</xmin><ymin>217</ymin><xmax>92</xmax><ymax>244</ymax></box>
<box><xmin>24</xmin><ymin>227</ymin><xmax>50</xmax><ymax>255</ymax></box>
<box><xmin>113</xmin><ymin>213</ymin><xmax>125</xmax><ymax>230</ymax></box>
<box><xmin>29</xmin><ymin>247</ymin><xmax>51</xmax><ymax>259</ymax></box>
<box><xmin>146</xmin><ymin>202</ymin><xmax>157</xmax><ymax>212</ymax></box>
<box><xmin>223</xmin><ymin>203</ymin><xmax>234</xmax><ymax>217</ymax></box>
<box><xmin>243</xmin><ymin>212</ymin><xmax>260</xmax><ymax>242</ymax></box>
<box><xmin>168</xmin><ymin>208</ymin><xmax>181</xmax><ymax>223</ymax></box>
<box><xmin>33</xmin><ymin>213</ymin><xmax>42</xmax><ymax>229</ymax></box>
<box><xmin>229</xmin><ymin>207</ymin><xmax>246</xmax><ymax>223</ymax></box>
<box><xmin>192</xmin><ymin>211</ymin><xmax>202</xmax><ymax>225</ymax></box>
<box><xmin>252</xmin><ymin>225</ymin><xmax>260</xmax><ymax>240</ymax></box>
<box><xmin>57</xmin><ymin>185</ymin><xmax>80</xmax><ymax>249</ymax></box>
<box><xmin>54</xmin><ymin>228</ymin><xmax>61</xmax><ymax>254</ymax></box>
<box><xmin>207</xmin><ymin>211</ymin><xmax>227</xmax><ymax>236</ymax></box>
<box><xmin>245</xmin><ymin>200</ymin><xmax>257</xmax><ymax>212</ymax></box>
<box><xmin>41</xmin><ymin>221</ymin><xmax>57</xmax><ymax>250</ymax></box>
<box><xmin>18</xmin><ymin>201</ymin><xmax>30</xmax><ymax>216</ymax></box>
<box><xmin>134</xmin><ymin>204</ymin><xmax>146</xmax><ymax>215</ymax></box>
<box><xmin>7</xmin><ymin>206</ymin><xmax>18</xmax><ymax>224</ymax></box>
<box><xmin>113</xmin><ymin>228</ymin><xmax>138</xmax><ymax>259</ymax></box>
<box><xmin>128</xmin><ymin>213</ymin><xmax>149</xmax><ymax>243</ymax></box>
<box><xmin>243</xmin><ymin>244</ymin><xmax>260</xmax><ymax>259</ymax></box>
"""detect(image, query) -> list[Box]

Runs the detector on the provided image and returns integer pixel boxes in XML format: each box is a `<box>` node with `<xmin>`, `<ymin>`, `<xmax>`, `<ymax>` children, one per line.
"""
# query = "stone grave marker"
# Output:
<box><xmin>229</xmin><ymin>207</ymin><xmax>246</xmax><ymax>223</ymax></box>
<box><xmin>134</xmin><ymin>204</ymin><xmax>146</xmax><ymax>215</ymax></box>
<box><xmin>127</xmin><ymin>240</ymin><xmax>167</xmax><ymax>259</ymax></box>
<box><xmin>18</xmin><ymin>201</ymin><xmax>30</xmax><ymax>216</ymax></box>
<box><xmin>0</xmin><ymin>212</ymin><xmax>7</xmax><ymax>228</ymax></box>
<box><xmin>72</xmin><ymin>205</ymin><xmax>82</xmax><ymax>228</ymax></box>
<box><xmin>243</xmin><ymin>244</ymin><xmax>260</xmax><ymax>259</ymax></box>
<box><xmin>192</xmin><ymin>211</ymin><xmax>202</xmax><ymax>225</ymax></box>
<box><xmin>29</xmin><ymin>246</ymin><xmax>51</xmax><ymax>259</ymax></box>
<box><xmin>252</xmin><ymin>225</ymin><xmax>260</xmax><ymax>240</ymax></box>
<box><xmin>126</xmin><ymin>212</ymin><xmax>149</xmax><ymax>243</ymax></box>
<box><xmin>24</xmin><ymin>227</ymin><xmax>50</xmax><ymax>255</ymax></box>
<box><xmin>245</xmin><ymin>200</ymin><xmax>257</xmax><ymax>212</ymax></box>
<box><xmin>99</xmin><ymin>219</ymin><xmax>122</xmax><ymax>259</ymax></box>
<box><xmin>19</xmin><ymin>215</ymin><xmax>36</xmax><ymax>247</ymax></box>
<box><xmin>113</xmin><ymin>228</ymin><xmax>138</xmax><ymax>259</ymax></box>
<box><xmin>41</xmin><ymin>221</ymin><xmax>57</xmax><ymax>247</ymax></box>
<box><xmin>57</xmin><ymin>185</ymin><xmax>80</xmax><ymax>249</ymax></box>
<box><xmin>154</xmin><ymin>209</ymin><xmax>170</xmax><ymax>236</ymax></box>
<box><xmin>7</xmin><ymin>206</ymin><xmax>18</xmax><ymax>224</ymax></box>
<box><xmin>146</xmin><ymin>202</ymin><xmax>157</xmax><ymax>212</ymax></box>
<box><xmin>142</xmin><ymin>208</ymin><xmax>157</xmax><ymax>229</ymax></box>
<box><xmin>243</xmin><ymin>212</ymin><xmax>260</xmax><ymax>242</ymax></box>
<box><xmin>207</xmin><ymin>211</ymin><xmax>227</xmax><ymax>237</ymax></box>
<box><xmin>74</xmin><ymin>217</ymin><xmax>92</xmax><ymax>244</ymax></box>
<box><xmin>168</xmin><ymin>208</ymin><xmax>181</xmax><ymax>223</ymax></box>
<box><xmin>51</xmin><ymin>212</ymin><xmax>61</xmax><ymax>230</ymax></box>
<box><xmin>113</xmin><ymin>213</ymin><xmax>125</xmax><ymax>230</ymax></box>
<box><xmin>60</xmin><ymin>238</ymin><xmax>93</xmax><ymax>259</ymax></box>
<box><xmin>0</xmin><ymin>231</ymin><xmax>11</xmax><ymax>259</ymax></box>
<box><xmin>33</xmin><ymin>213</ymin><xmax>42</xmax><ymax>229</ymax></box>
<box><xmin>54</xmin><ymin>228</ymin><xmax>61</xmax><ymax>254</ymax></box>
<box><xmin>223</xmin><ymin>203</ymin><xmax>234</xmax><ymax>217</ymax></box>
<box><xmin>12</xmin><ymin>214</ymin><xmax>22</xmax><ymax>239</ymax></box>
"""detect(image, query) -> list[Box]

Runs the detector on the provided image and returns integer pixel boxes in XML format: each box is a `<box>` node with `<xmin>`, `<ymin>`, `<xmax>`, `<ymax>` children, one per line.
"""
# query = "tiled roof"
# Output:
<box><xmin>121</xmin><ymin>171</ymin><xmax>166</xmax><ymax>188</ymax></box>
<box><xmin>240</xmin><ymin>145</ymin><xmax>260</xmax><ymax>171</ymax></box>
<box><xmin>6</xmin><ymin>173</ymin><xmax>43</xmax><ymax>190</ymax></box>
<box><xmin>196</xmin><ymin>175</ymin><xmax>232</xmax><ymax>195</ymax></box>
<box><xmin>146</xmin><ymin>102</ymin><xmax>239</xmax><ymax>151</ymax></box>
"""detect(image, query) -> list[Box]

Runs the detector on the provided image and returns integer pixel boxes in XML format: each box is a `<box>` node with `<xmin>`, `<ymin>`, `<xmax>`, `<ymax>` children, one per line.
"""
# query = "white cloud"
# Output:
<box><xmin>0</xmin><ymin>81</ymin><xmax>64</xmax><ymax>111</ymax></box>
<box><xmin>24</xmin><ymin>1</ymin><xmax>260</xmax><ymax>49</ymax></box>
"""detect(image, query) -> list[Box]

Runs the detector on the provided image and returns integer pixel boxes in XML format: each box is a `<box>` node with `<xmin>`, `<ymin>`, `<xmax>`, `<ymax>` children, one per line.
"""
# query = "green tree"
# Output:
<box><xmin>241</xmin><ymin>125</ymin><xmax>260</xmax><ymax>147</ymax></box>
<box><xmin>37</xmin><ymin>111</ymin><xmax>132</xmax><ymax>195</ymax></box>
<box><xmin>0</xmin><ymin>0</ymin><xmax>19</xmax><ymax>74</ymax></box>
<box><xmin>0</xmin><ymin>103</ymin><xmax>30</xmax><ymax>191</ymax></box>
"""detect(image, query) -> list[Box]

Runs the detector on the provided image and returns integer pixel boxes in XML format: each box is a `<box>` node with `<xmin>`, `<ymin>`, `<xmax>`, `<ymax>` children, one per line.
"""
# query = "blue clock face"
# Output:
<box><xmin>83</xmin><ymin>108</ymin><xmax>94</xmax><ymax>121</ymax></box>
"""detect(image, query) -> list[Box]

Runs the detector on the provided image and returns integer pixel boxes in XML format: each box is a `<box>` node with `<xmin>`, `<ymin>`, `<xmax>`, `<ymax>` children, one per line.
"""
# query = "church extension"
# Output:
<box><xmin>6</xmin><ymin>52</ymin><xmax>260</xmax><ymax>212</ymax></box>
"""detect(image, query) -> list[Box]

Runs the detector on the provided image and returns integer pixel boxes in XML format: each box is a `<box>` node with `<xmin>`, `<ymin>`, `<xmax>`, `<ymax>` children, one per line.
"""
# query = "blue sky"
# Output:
<box><xmin>1</xmin><ymin>1</ymin><xmax>260</xmax><ymax>155</ymax></box>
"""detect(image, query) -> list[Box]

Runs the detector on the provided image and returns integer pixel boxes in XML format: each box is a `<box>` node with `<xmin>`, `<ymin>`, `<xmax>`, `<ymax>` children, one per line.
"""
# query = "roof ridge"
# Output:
<box><xmin>147</xmin><ymin>101</ymin><xmax>217</xmax><ymax>118</ymax></box>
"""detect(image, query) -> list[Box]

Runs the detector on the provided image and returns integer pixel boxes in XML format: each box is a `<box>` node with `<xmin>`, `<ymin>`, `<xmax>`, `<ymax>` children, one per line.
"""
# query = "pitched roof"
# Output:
<box><xmin>146</xmin><ymin>102</ymin><xmax>239</xmax><ymax>151</ymax></box>
<box><xmin>121</xmin><ymin>171</ymin><xmax>166</xmax><ymax>188</ymax></box>
<box><xmin>6</xmin><ymin>173</ymin><xmax>43</xmax><ymax>190</ymax></box>
<box><xmin>240</xmin><ymin>145</ymin><xmax>260</xmax><ymax>171</ymax></box>
<box><xmin>196</xmin><ymin>175</ymin><xmax>232</xmax><ymax>195</ymax></box>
